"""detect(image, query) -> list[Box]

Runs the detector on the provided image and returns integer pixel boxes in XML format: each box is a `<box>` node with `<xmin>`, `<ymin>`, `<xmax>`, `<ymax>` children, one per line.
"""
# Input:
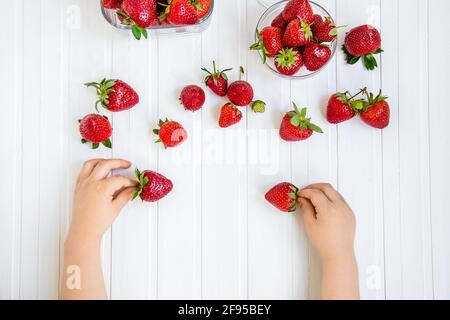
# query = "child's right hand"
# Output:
<box><xmin>298</xmin><ymin>184</ymin><xmax>356</xmax><ymax>263</ymax></box>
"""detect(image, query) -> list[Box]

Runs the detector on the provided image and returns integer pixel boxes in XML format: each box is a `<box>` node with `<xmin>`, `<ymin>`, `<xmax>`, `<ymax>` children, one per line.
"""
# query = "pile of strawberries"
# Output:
<box><xmin>102</xmin><ymin>0</ymin><xmax>211</xmax><ymax>40</ymax></box>
<box><xmin>250</xmin><ymin>0</ymin><xmax>340</xmax><ymax>76</ymax></box>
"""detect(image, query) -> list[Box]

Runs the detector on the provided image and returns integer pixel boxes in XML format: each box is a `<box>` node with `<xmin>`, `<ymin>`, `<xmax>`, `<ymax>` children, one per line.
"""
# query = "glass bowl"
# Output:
<box><xmin>100</xmin><ymin>0</ymin><xmax>214</xmax><ymax>35</ymax></box>
<box><xmin>255</xmin><ymin>0</ymin><xmax>337</xmax><ymax>80</ymax></box>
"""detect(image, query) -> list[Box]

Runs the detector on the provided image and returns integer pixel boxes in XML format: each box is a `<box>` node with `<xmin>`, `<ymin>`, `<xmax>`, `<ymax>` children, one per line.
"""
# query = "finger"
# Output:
<box><xmin>105</xmin><ymin>175</ymin><xmax>139</xmax><ymax>194</ymax></box>
<box><xmin>304</xmin><ymin>183</ymin><xmax>342</xmax><ymax>202</ymax></box>
<box><xmin>298</xmin><ymin>188</ymin><xmax>331</xmax><ymax>211</ymax></box>
<box><xmin>90</xmin><ymin>159</ymin><xmax>132</xmax><ymax>180</ymax></box>
<box><xmin>300</xmin><ymin>198</ymin><xmax>317</xmax><ymax>226</ymax></box>
<box><xmin>79</xmin><ymin>159</ymin><xmax>103</xmax><ymax>180</ymax></box>
<box><xmin>112</xmin><ymin>187</ymin><xmax>137</xmax><ymax>213</ymax></box>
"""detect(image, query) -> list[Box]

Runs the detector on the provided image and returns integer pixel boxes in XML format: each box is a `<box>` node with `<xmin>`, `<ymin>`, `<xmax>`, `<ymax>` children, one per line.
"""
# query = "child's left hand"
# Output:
<box><xmin>69</xmin><ymin>159</ymin><xmax>138</xmax><ymax>242</ymax></box>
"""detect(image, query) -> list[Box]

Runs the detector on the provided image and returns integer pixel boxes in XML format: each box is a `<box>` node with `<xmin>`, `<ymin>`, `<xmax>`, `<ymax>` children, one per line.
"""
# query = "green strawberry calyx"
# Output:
<box><xmin>152</xmin><ymin>118</ymin><xmax>172</xmax><ymax>148</ymax></box>
<box><xmin>117</xmin><ymin>10</ymin><xmax>148</xmax><ymax>41</ymax></box>
<box><xmin>275</xmin><ymin>48</ymin><xmax>300</xmax><ymax>68</ymax></box>
<box><xmin>132</xmin><ymin>168</ymin><xmax>150</xmax><ymax>201</ymax></box>
<box><xmin>362</xmin><ymin>89</ymin><xmax>388</xmax><ymax>112</ymax></box>
<box><xmin>201</xmin><ymin>61</ymin><xmax>232</xmax><ymax>86</ymax></box>
<box><xmin>85</xmin><ymin>79</ymin><xmax>117</xmax><ymax>113</ymax></box>
<box><xmin>288</xmin><ymin>184</ymin><xmax>300</xmax><ymax>212</ymax></box>
<box><xmin>300</xmin><ymin>21</ymin><xmax>313</xmax><ymax>41</ymax></box>
<box><xmin>250</xmin><ymin>29</ymin><xmax>270</xmax><ymax>64</ymax></box>
<box><xmin>288</xmin><ymin>102</ymin><xmax>323</xmax><ymax>134</ymax></box>
<box><xmin>342</xmin><ymin>45</ymin><xmax>384</xmax><ymax>71</ymax></box>
<box><xmin>335</xmin><ymin>87</ymin><xmax>368</xmax><ymax>113</ymax></box>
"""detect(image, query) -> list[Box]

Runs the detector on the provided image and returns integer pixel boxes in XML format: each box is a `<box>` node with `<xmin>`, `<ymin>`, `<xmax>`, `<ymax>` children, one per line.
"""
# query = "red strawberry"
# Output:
<box><xmin>180</xmin><ymin>85</ymin><xmax>205</xmax><ymax>112</ymax></box>
<box><xmin>227</xmin><ymin>68</ymin><xmax>254</xmax><ymax>107</ymax></box>
<box><xmin>118</xmin><ymin>0</ymin><xmax>158</xmax><ymax>40</ymax></box>
<box><xmin>250</xmin><ymin>26</ymin><xmax>284</xmax><ymax>63</ymax></box>
<box><xmin>275</xmin><ymin>48</ymin><xmax>303</xmax><ymax>76</ymax></box>
<box><xmin>326</xmin><ymin>92</ymin><xmax>365</xmax><ymax>124</ymax></box>
<box><xmin>265</xmin><ymin>182</ymin><xmax>299</xmax><ymax>212</ymax></box>
<box><xmin>271</xmin><ymin>13</ymin><xmax>287</xmax><ymax>30</ymax></box>
<box><xmin>343</xmin><ymin>25</ymin><xmax>383</xmax><ymax>70</ymax></box>
<box><xmin>201</xmin><ymin>61</ymin><xmax>232</xmax><ymax>97</ymax></box>
<box><xmin>311</xmin><ymin>15</ymin><xmax>343</xmax><ymax>43</ymax></box>
<box><xmin>282</xmin><ymin>0</ymin><xmax>314</xmax><ymax>23</ymax></box>
<box><xmin>103</xmin><ymin>0</ymin><xmax>122</xmax><ymax>9</ymax></box>
<box><xmin>360</xmin><ymin>90</ymin><xmax>390</xmax><ymax>129</ymax></box>
<box><xmin>279</xmin><ymin>103</ymin><xmax>323</xmax><ymax>142</ymax></box>
<box><xmin>153</xmin><ymin>119</ymin><xmax>188</xmax><ymax>148</ymax></box>
<box><xmin>219</xmin><ymin>103</ymin><xmax>242</xmax><ymax>128</ymax></box>
<box><xmin>79</xmin><ymin>114</ymin><xmax>113</xmax><ymax>149</ymax></box>
<box><xmin>133</xmin><ymin>169</ymin><xmax>173</xmax><ymax>202</ymax></box>
<box><xmin>283</xmin><ymin>19</ymin><xmax>313</xmax><ymax>47</ymax></box>
<box><xmin>301</xmin><ymin>42</ymin><xmax>332</xmax><ymax>71</ymax></box>
<box><xmin>85</xmin><ymin>79</ymin><xmax>139</xmax><ymax>113</ymax></box>
<box><xmin>192</xmin><ymin>0</ymin><xmax>211</xmax><ymax>19</ymax></box>
<box><xmin>160</xmin><ymin>0</ymin><xmax>198</xmax><ymax>25</ymax></box>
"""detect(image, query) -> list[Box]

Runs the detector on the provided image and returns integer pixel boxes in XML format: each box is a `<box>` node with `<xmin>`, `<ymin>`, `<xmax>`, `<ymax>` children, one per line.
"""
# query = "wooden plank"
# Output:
<box><xmin>247</xmin><ymin>0</ymin><xmax>293</xmax><ymax>299</ymax></box>
<box><xmin>396</xmin><ymin>0</ymin><xmax>433</xmax><ymax>299</ymax></box>
<box><xmin>201</xmin><ymin>0</ymin><xmax>248</xmax><ymax>299</ymax></box>
<box><xmin>429</xmin><ymin>0</ymin><xmax>450</xmax><ymax>300</ymax></box>
<box><xmin>380</xmin><ymin>0</ymin><xmax>402</xmax><ymax>299</ymax></box>
<box><xmin>156</xmin><ymin>34</ymin><xmax>203</xmax><ymax>299</ymax></box>
<box><xmin>109</xmin><ymin>32</ymin><xmax>159</xmax><ymax>300</ymax></box>
<box><xmin>336</xmin><ymin>0</ymin><xmax>385</xmax><ymax>300</ymax></box>
<box><xmin>0</xmin><ymin>0</ymin><xmax>23</xmax><ymax>300</ymax></box>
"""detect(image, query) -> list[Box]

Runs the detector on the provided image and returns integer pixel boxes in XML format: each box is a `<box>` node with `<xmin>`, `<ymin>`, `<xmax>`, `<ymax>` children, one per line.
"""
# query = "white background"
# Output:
<box><xmin>0</xmin><ymin>0</ymin><xmax>449</xmax><ymax>300</ymax></box>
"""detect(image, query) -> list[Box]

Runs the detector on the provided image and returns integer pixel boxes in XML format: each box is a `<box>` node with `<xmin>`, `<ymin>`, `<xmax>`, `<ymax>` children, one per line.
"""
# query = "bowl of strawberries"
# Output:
<box><xmin>101</xmin><ymin>0</ymin><xmax>214</xmax><ymax>40</ymax></box>
<box><xmin>251</xmin><ymin>0</ymin><xmax>339</xmax><ymax>79</ymax></box>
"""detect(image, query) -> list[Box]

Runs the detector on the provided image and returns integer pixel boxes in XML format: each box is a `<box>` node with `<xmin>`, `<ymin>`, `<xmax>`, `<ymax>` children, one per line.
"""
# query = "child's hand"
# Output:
<box><xmin>298</xmin><ymin>183</ymin><xmax>356</xmax><ymax>263</ymax></box>
<box><xmin>69</xmin><ymin>159</ymin><xmax>139</xmax><ymax>242</ymax></box>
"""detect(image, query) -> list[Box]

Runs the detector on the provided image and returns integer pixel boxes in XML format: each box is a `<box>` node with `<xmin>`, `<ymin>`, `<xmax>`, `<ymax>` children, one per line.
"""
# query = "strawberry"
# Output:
<box><xmin>265</xmin><ymin>182</ymin><xmax>299</xmax><ymax>212</ymax></box>
<box><xmin>301</xmin><ymin>42</ymin><xmax>332</xmax><ymax>71</ymax></box>
<box><xmin>360</xmin><ymin>90</ymin><xmax>390</xmax><ymax>129</ymax></box>
<box><xmin>282</xmin><ymin>0</ymin><xmax>314</xmax><ymax>24</ymax></box>
<box><xmin>283</xmin><ymin>19</ymin><xmax>313</xmax><ymax>47</ymax></box>
<box><xmin>219</xmin><ymin>103</ymin><xmax>242</xmax><ymax>128</ymax></box>
<box><xmin>180</xmin><ymin>85</ymin><xmax>205</xmax><ymax>112</ymax></box>
<box><xmin>279</xmin><ymin>103</ymin><xmax>323</xmax><ymax>142</ymax></box>
<box><xmin>79</xmin><ymin>114</ymin><xmax>113</xmax><ymax>149</ymax></box>
<box><xmin>201</xmin><ymin>61</ymin><xmax>232</xmax><ymax>97</ymax></box>
<box><xmin>192</xmin><ymin>0</ymin><xmax>211</xmax><ymax>19</ymax></box>
<box><xmin>311</xmin><ymin>15</ymin><xmax>343</xmax><ymax>43</ymax></box>
<box><xmin>326</xmin><ymin>91</ymin><xmax>365</xmax><ymax>124</ymax></box>
<box><xmin>133</xmin><ymin>168</ymin><xmax>173</xmax><ymax>202</ymax></box>
<box><xmin>118</xmin><ymin>0</ymin><xmax>158</xmax><ymax>40</ymax></box>
<box><xmin>251</xmin><ymin>100</ymin><xmax>266</xmax><ymax>113</ymax></box>
<box><xmin>227</xmin><ymin>67</ymin><xmax>254</xmax><ymax>107</ymax></box>
<box><xmin>343</xmin><ymin>25</ymin><xmax>383</xmax><ymax>71</ymax></box>
<box><xmin>160</xmin><ymin>0</ymin><xmax>198</xmax><ymax>25</ymax></box>
<box><xmin>275</xmin><ymin>48</ymin><xmax>303</xmax><ymax>76</ymax></box>
<box><xmin>85</xmin><ymin>78</ymin><xmax>139</xmax><ymax>113</ymax></box>
<box><xmin>271</xmin><ymin>13</ymin><xmax>287</xmax><ymax>30</ymax></box>
<box><xmin>153</xmin><ymin>119</ymin><xmax>188</xmax><ymax>148</ymax></box>
<box><xmin>103</xmin><ymin>0</ymin><xmax>122</xmax><ymax>9</ymax></box>
<box><xmin>250</xmin><ymin>26</ymin><xmax>284</xmax><ymax>63</ymax></box>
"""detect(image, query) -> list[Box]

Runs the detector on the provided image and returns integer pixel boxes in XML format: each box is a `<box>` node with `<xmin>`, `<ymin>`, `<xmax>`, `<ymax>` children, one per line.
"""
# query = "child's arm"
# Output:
<box><xmin>298</xmin><ymin>183</ymin><xmax>360</xmax><ymax>300</ymax></box>
<box><xmin>61</xmin><ymin>159</ymin><xmax>138</xmax><ymax>300</ymax></box>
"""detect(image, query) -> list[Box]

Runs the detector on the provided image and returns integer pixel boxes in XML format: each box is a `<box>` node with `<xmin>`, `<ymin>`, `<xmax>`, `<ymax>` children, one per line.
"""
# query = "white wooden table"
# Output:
<box><xmin>1</xmin><ymin>0</ymin><xmax>449</xmax><ymax>300</ymax></box>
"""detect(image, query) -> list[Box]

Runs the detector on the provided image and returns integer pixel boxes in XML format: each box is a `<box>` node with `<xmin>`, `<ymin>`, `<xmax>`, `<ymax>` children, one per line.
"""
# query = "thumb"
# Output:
<box><xmin>113</xmin><ymin>187</ymin><xmax>137</xmax><ymax>213</ymax></box>
<box><xmin>299</xmin><ymin>197</ymin><xmax>317</xmax><ymax>226</ymax></box>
